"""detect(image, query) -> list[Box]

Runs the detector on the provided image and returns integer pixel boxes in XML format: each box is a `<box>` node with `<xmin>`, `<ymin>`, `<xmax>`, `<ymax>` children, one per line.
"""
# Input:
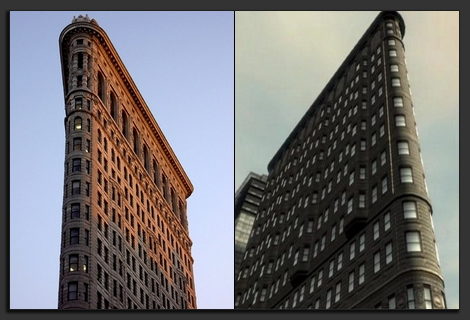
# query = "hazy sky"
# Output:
<box><xmin>10</xmin><ymin>11</ymin><xmax>234</xmax><ymax>309</ymax></box>
<box><xmin>235</xmin><ymin>11</ymin><xmax>459</xmax><ymax>309</ymax></box>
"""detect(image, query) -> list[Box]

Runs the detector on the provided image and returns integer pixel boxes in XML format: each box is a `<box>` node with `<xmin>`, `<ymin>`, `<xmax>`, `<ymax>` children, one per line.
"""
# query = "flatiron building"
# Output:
<box><xmin>57</xmin><ymin>14</ymin><xmax>196</xmax><ymax>309</ymax></box>
<box><xmin>235</xmin><ymin>11</ymin><xmax>446</xmax><ymax>309</ymax></box>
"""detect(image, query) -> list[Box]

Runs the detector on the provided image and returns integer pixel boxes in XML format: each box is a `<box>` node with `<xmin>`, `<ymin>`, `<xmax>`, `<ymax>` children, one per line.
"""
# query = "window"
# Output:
<box><xmin>69</xmin><ymin>254</ymin><xmax>78</xmax><ymax>272</ymax></box>
<box><xmin>385</xmin><ymin>242</ymin><xmax>393</xmax><ymax>264</ymax></box>
<box><xmin>372</xmin><ymin>159</ymin><xmax>377</xmax><ymax>175</ymax></box>
<box><xmin>71</xmin><ymin>203</ymin><xmax>80</xmax><ymax>219</ymax></box>
<box><xmin>73</xmin><ymin>137</ymin><xmax>82</xmax><ymax>151</ymax></box>
<box><xmin>359</xmin><ymin>233</ymin><xmax>365</xmax><ymax>252</ymax></box>
<box><xmin>403</xmin><ymin>201</ymin><xmax>418</xmax><ymax>219</ymax></box>
<box><xmin>317</xmin><ymin>269</ymin><xmax>323</xmax><ymax>287</ymax></box>
<box><xmin>72</xmin><ymin>180</ymin><xmax>81</xmax><ymax>195</ymax></box>
<box><xmin>382</xmin><ymin>176</ymin><xmax>388</xmax><ymax>194</ymax></box>
<box><xmin>424</xmin><ymin>286</ymin><xmax>433</xmax><ymax>309</ymax></box>
<box><xmin>68</xmin><ymin>282</ymin><xmax>78</xmax><ymax>300</ymax></box>
<box><xmin>393</xmin><ymin>96</ymin><xmax>404</xmax><ymax>107</ymax></box>
<box><xmin>326</xmin><ymin>289</ymin><xmax>332</xmax><ymax>309</ymax></box>
<box><xmin>389</xmin><ymin>49</ymin><xmax>397</xmax><ymax>57</ymax></box>
<box><xmin>400</xmin><ymin>167</ymin><xmax>413</xmax><ymax>183</ymax></box>
<box><xmin>348</xmin><ymin>271</ymin><xmax>354</xmax><ymax>292</ymax></box>
<box><xmin>358</xmin><ymin>263</ymin><xmax>365</xmax><ymax>285</ymax></box>
<box><xmin>384</xmin><ymin>212</ymin><xmax>391</xmax><ymax>231</ymax></box>
<box><xmin>337</xmin><ymin>252</ymin><xmax>343</xmax><ymax>271</ymax></box>
<box><xmin>75</xmin><ymin>98</ymin><xmax>82</xmax><ymax>110</ymax></box>
<box><xmin>372</xmin><ymin>185</ymin><xmax>377</xmax><ymax>203</ymax></box>
<box><xmin>390</xmin><ymin>64</ymin><xmax>399</xmax><ymax>72</ymax></box>
<box><xmin>373</xmin><ymin>221</ymin><xmax>379</xmax><ymax>240</ymax></box>
<box><xmin>347</xmin><ymin>197</ymin><xmax>353</xmax><ymax>214</ymax></box>
<box><xmin>398</xmin><ymin>141</ymin><xmax>410</xmax><ymax>155</ymax></box>
<box><xmin>395</xmin><ymin>115</ymin><xmax>406</xmax><ymax>127</ymax></box>
<box><xmin>379</xmin><ymin>124</ymin><xmax>385</xmax><ymax>137</ymax></box>
<box><xmin>70</xmin><ymin>228</ymin><xmax>79</xmax><ymax>245</ymax></box>
<box><xmin>359</xmin><ymin>166</ymin><xmax>366</xmax><ymax>180</ymax></box>
<box><xmin>388</xmin><ymin>295</ymin><xmax>396</xmax><ymax>309</ymax></box>
<box><xmin>328</xmin><ymin>260</ymin><xmax>335</xmax><ymax>278</ymax></box>
<box><xmin>72</xmin><ymin>158</ymin><xmax>81</xmax><ymax>172</ymax></box>
<box><xmin>349</xmin><ymin>241</ymin><xmax>356</xmax><ymax>260</ymax></box>
<box><xmin>335</xmin><ymin>282</ymin><xmax>341</xmax><ymax>303</ymax></box>
<box><xmin>407</xmin><ymin>286</ymin><xmax>416</xmax><ymax>309</ymax></box>
<box><xmin>373</xmin><ymin>251</ymin><xmax>380</xmax><ymax>273</ymax></box>
<box><xmin>391</xmin><ymin>78</ymin><xmax>401</xmax><ymax>87</ymax></box>
<box><xmin>74</xmin><ymin>117</ymin><xmax>82</xmax><ymax>130</ymax></box>
<box><xmin>359</xmin><ymin>193</ymin><xmax>365</xmax><ymax>208</ymax></box>
<box><xmin>406</xmin><ymin>231</ymin><xmax>422</xmax><ymax>252</ymax></box>
<box><xmin>388</xmin><ymin>39</ymin><xmax>396</xmax><ymax>46</ymax></box>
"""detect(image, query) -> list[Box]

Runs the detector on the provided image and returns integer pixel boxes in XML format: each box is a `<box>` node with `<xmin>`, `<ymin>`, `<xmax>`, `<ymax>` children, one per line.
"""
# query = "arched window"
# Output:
<box><xmin>97</xmin><ymin>72</ymin><xmax>105</xmax><ymax>102</ymax></box>
<box><xmin>110</xmin><ymin>92</ymin><xmax>117</xmax><ymax>121</ymax></box>
<box><xmin>153</xmin><ymin>160</ymin><xmax>160</xmax><ymax>187</ymax></box>
<box><xmin>74</xmin><ymin>117</ymin><xmax>82</xmax><ymax>131</ymax></box>
<box><xmin>143</xmin><ymin>144</ymin><xmax>150</xmax><ymax>172</ymax></box>
<box><xmin>77</xmin><ymin>52</ymin><xmax>83</xmax><ymax>69</ymax></box>
<box><xmin>121</xmin><ymin>111</ymin><xmax>128</xmax><ymax>139</ymax></box>
<box><xmin>133</xmin><ymin>127</ymin><xmax>140</xmax><ymax>156</ymax></box>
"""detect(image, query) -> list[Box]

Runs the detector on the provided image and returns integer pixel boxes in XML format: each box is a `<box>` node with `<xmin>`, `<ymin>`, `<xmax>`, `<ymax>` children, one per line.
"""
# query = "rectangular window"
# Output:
<box><xmin>347</xmin><ymin>197</ymin><xmax>353</xmax><ymax>214</ymax></box>
<box><xmin>69</xmin><ymin>254</ymin><xmax>78</xmax><ymax>272</ymax></box>
<box><xmin>359</xmin><ymin>233</ymin><xmax>365</xmax><ymax>252</ymax></box>
<box><xmin>388</xmin><ymin>295</ymin><xmax>396</xmax><ymax>309</ymax></box>
<box><xmin>395</xmin><ymin>115</ymin><xmax>406</xmax><ymax>127</ymax></box>
<box><xmin>349</xmin><ymin>241</ymin><xmax>356</xmax><ymax>260</ymax></box>
<box><xmin>359</xmin><ymin>193</ymin><xmax>366</xmax><ymax>208</ymax></box>
<box><xmin>382</xmin><ymin>176</ymin><xmax>388</xmax><ymax>194</ymax></box>
<box><xmin>385</xmin><ymin>242</ymin><xmax>393</xmax><ymax>264</ymax></box>
<box><xmin>70</xmin><ymin>228</ymin><xmax>79</xmax><ymax>245</ymax></box>
<box><xmin>348</xmin><ymin>272</ymin><xmax>354</xmax><ymax>293</ymax></box>
<box><xmin>398</xmin><ymin>141</ymin><xmax>410</xmax><ymax>155</ymax></box>
<box><xmin>326</xmin><ymin>289</ymin><xmax>332</xmax><ymax>309</ymax></box>
<box><xmin>403</xmin><ymin>201</ymin><xmax>418</xmax><ymax>219</ymax></box>
<box><xmin>400</xmin><ymin>167</ymin><xmax>413</xmax><ymax>183</ymax></box>
<box><xmin>389</xmin><ymin>49</ymin><xmax>397</xmax><ymax>57</ymax></box>
<box><xmin>335</xmin><ymin>282</ymin><xmax>341</xmax><ymax>303</ymax></box>
<box><xmin>72</xmin><ymin>158</ymin><xmax>81</xmax><ymax>172</ymax></box>
<box><xmin>372</xmin><ymin>185</ymin><xmax>378</xmax><ymax>203</ymax></box>
<box><xmin>424</xmin><ymin>286</ymin><xmax>433</xmax><ymax>309</ymax></box>
<box><xmin>384</xmin><ymin>212</ymin><xmax>391</xmax><ymax>231</ymax></box>
<box><xmin>373</xmin><ymin>221</ymin><xmax>379</xmax><ymax>240</ymax></box>
<box><xmin>391</xmin><ymin>78</ymin><xmax>401</xmax><ymax>87</ymax></box>
<box><xmin>71</xmin><ymin>203</ymin><xmax>80</xmax><ymax>219</ymax></box>
<box><xmin>73</xmin><ymin>137</ymin><xmax>82</xmax><ymax>151</ymax></box>
<box><xmin>68</xmin><ymin>282</ymin><xmax>78</xmax><ymax>300</ymax></box>
<box><xmin>390</xmin><ymin>64</ymin><xmax>399</xmax><ymax>72</ymax></box>
<box><xmin>373</xmin><ymin>251</ymin><xmax>380</xmax><ymax>273</ymax></box>
<box><xmin>358</xmin><ymin>263</ymin><xmax>365</xmax><ymax>285</ymax></box>
<box><xmin>406</xmin><ymin>231</ymin><xmax>422</xmax><ymax>252</ymax></box>
<box><xmin>393</xmin><ymin>96</ymin><xmax>404</xmax><ymax>107</ymax></box>
<box><xmin>407</xmin><ymin>286</ymin><xmax>416</xmax><ymax>309</ymax></box>
<box><xmin>337</xmin><ymin>252</ymin><xmax>343</xmax><ymax>271</ymax></box>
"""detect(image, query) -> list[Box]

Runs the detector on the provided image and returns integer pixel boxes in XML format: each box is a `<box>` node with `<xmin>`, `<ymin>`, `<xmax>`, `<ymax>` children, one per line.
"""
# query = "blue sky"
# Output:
<box><xmin>235</xmin><ymin>11</ymin><xmax>459</xmax><ymax>309</ymax></box>
<box><xmin>10</xmin><ymin>11</ymin><xmax>234</xmax><ymax>309</ymax></box>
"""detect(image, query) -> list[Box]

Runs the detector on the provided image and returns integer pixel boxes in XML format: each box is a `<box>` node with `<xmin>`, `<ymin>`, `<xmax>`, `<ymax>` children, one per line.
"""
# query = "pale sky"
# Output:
<box><xmin>235</xmin><ymin>11</ymin><xmax>459</xmax><ymax>309</ymax></box>
<box><xmin>10</xmin><ymin>11</ymin><xmax>234</xmax><ymax>310</ymax></box>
